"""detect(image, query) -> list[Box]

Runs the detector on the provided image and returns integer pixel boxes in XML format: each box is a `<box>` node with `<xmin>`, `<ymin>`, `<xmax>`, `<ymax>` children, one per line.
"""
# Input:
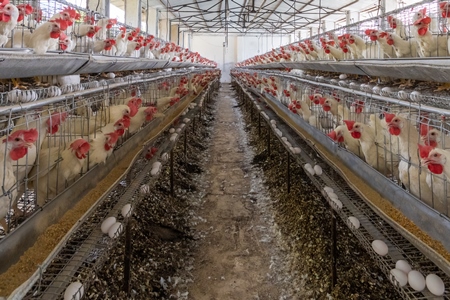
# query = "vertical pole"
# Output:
<box><xmin>287</xmin><ymin>153</ymin><xmax>291</xmax><ymax>193</ymax></box>
<box><xmin>183</xmin><ymin>131</ymin><xmax>187</xmax><ymax>159</ymax></box>
<box><xmin>267</xmin><ymin>128</ymin><xmax>271</xmax><ymax>157</ymax></box>
<box><xmin>331</xmin><ymin>209</ymin><xmax>337</xmax><ymax>289</ymax></box>
<box><xmin>123</xmin><ymin>220</ymin><xmax>132</xmax><ymax>294</ymax></box>
<box><xmin>258</xmin><ymin>113</ymin><xmax>261</xmax><ymax>136</ymax></box>
<box><xmin>170</xmin><ymin>149</ymin><xmax>174</xmax><ymax>196</ymax></box>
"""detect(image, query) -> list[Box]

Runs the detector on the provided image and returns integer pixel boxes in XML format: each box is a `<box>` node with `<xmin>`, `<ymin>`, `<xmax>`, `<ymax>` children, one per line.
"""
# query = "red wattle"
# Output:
<box><xmin>323</xmin><ymin>105</ymin><xmax>331</xmax><ymax>112</ymax></box>
<box><xmin>418</xmin><ymin>27</ymin><xmax>428</xmax><ymax>36</ymax></box>
<box><xmin>428</xmin><ymin>164</ymin><xmax>444</xmax><ymax>174</ymax></box>
<box><xmin>2</xmin><ymin>14</ymin><xmax>11</xmax><ymax>22</ymax></box>
<box><xmin>10</xmin><ymin>147</ymin><xmax>27</xmax><ymax>160</ymax></box>
<box><xmin>50</xmin><ymin>31</ymin><xmax>60</xmax><ymax>39</ymax></box>
<box><xmin>351</xmin><ymin>131</ymin><xmax>361</xmax><ymax>139</ymax></box>
<box><xmin>389</xmin><ymin>127</ymin><xmax>401</xmax><ymax>136</ymax></box>
<box><xmin>338</xmin><ymin>136</ymin><xmax>344</xmax><ymax>143</ymax></box>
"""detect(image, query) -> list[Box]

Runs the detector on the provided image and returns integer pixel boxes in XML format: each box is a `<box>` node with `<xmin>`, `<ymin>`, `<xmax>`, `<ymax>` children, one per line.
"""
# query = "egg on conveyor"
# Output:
<box><xmin>169</xmin><ymin>128</ymin><xmax>176</xmax><ymax>134</ymax></box>
<box><xmin>108</xmin><ymin>222</ymin><xmax>124</xmax><ymax>239</ymax></box>
<box><xmin>313</xmin><ymin>165</ymin><xmax>322</xmax><ymax>176</ymax></box>
<box><xmin>339</xmin><ymin>74</ymin><xmax>347</xmax><ymax>80</ymax></box>
<box><xmin>331</xmin><ymin>199</ymin><xmax>342</xmax><ymax>210</ymax></box>
<box><xmin>390</xmin><ymin>269</ymin><xmax>408</xmax><ymax>287</ymax></box>
<box><xmin>161</xmin><ymin>152</ymin><xmax>169</xmax><ymax>162</ymax></box>
<box><xmin>327</xmin><ymin>192</ymin><xmax>338</xmax><ymax>200</ymax></box>
<box><xmin>380</xmin><ymin>87</ymin><xmax>392</xmax><ymax>97</ymax></box>
<box><xmin>293</xmin><ymin>147</ymin><xmax>301</xmax><ymax>154</ymax></box>
<box><xmin>107</xmin><ymin>72</ymin><xmax>116</xmax><ymax>79</ymax></box>
<box><xmin>101</xmin><ymin>217</ymin><xmax>117</xmax><ymax>234</ymax></box>
<box><xmin>372</xmin><ymin>85</ymin><xmax>381</xmax><ymax>95</ymax></box>
<box><xmin>121</xmin><ymin>204</ymin><xmax>132</xmax><ymax>218</ymax></box>
<box><xmin>270</xmin><ymin>120</ymin><xmax>276</xmax><ymax>125</ymax></box>
<box><xmin>426</xmin><ymin>274</ymin><xmax>445</xmax><ymax>296</ymax></box>
<box><xmin>397</xmin><ymin>90</ymin><xmax>408</xmax><ymax>100</ymax></box>
<box><xmin>371</xmin><ymin>240</ymin><xmax>388</xmax><ymax>256</ymax></box>
<box><xmin>408</xmin><ymin>270</ymin><xmax>426</xmax><ymax>292</ymax></box>
<box><xmin>140</xmin><ymin>184</ymin><xmax>150</xmax><ymax>194</ymax></box>
<box><xmin>409</xmin><ymin>91</ymin><xmax>422</xmax><ymax>102</ymax></box>
<box><xmin>395</xmin><ymin>260</ymin><xmax>411</xmax><ymax>274</ymax></box>
<box><xmin>323</xmin><ymin>186</ymin><xmax>333</xmax><ymax>194</ymax></box>
<box><xmin>347</xmin><ymin>216</ymin><xmax>360</xmax><ymax>229</ymax></box>
<box><xmin>64</xmin><ymin>281</ymin><xmax>84</xmax><ymax>300</ymax></box>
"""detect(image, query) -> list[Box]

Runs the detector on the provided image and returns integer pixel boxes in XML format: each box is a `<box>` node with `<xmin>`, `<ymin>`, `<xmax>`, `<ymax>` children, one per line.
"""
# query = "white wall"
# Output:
<box><xmin>190</xmin><ymin>34</ymin><xmax>291</xmax><ymax>82</ymax></box>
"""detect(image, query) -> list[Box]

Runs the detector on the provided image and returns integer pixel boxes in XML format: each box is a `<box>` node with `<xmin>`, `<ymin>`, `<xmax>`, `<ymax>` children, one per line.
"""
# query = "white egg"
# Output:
<box><xmin>347</xmin><ymin>216</ymin><xmax>360</xmax><ymax>229</ymax></box>
<box><xmin>107</xmin><ymin>72</ymin><xmax>116</xmax><ymax>79</ymax></box>
<box><xmin>170</xmin><ymin>133</ymin><xmax>178</xmax><ymax>142</ymax></box>
<box><xmin>152</xmin><ymin>161</ymin><xmax>161</xmax><ymax>169</ymax></box>
<box><xmin>108</xmin><ymin>222</ymin><xmax>123</xmax><ymax>239</ymax></box>
<box><xmin>47</xmin><ymin>86</ymin><xmax>62</xmax><ymax>97</ymax></box>
<box><xmin>330</xmin><ymin>79</ymin><xmax>338</xmax><ymax>84</ymax></box>
<box><xmin>313</xmin><ymin>165</ymin><xmax>322</xmax><ymax>176</ymax></box>
<box><xmin>381</xmin><ymin>87</ymin><xmax>392</xmax><ymax>96</ymax></box>
<box><xmin>338</xmin><ymin>80</ymin><xmax>347</xmax><ymax>87</ymax></box>
<box><xmin>408</xmin><ymin>270</ymin><xmax>425</xmax><ymax>291</ymax></box>
<box><xmin>390</xmin><ymin>268</ymin><xmax>408</xmax><ymax>287</ymax></box>
<box><xmin>140</xmin><ymin>184</ymin><xmax>150</xmax><ymax>194</ymax></box>
<box><xmin>161</xmin><ymin>152</ymin><xmax>169</xmax><ymax>162</ymax></box>
<box><xmin>339</xmin><ymin>74</ymin><xmax>347</xmax><ymax>80</ymax></box>
<box><xmin>275</xmin><ymin>129</ymin><xmax>283</xmax><ymax>137</ymax></box>
<box><xmin>318</xmin><ymin>76</ymin><xmax>324</xmax><ymax>81</ymax></box>
<box><xmin>293</xmin><ymin>147</ymin><xmax>301</xmax><ymax>154</ymax></box>
<box><xmin>121</xmin><ymin>204</ymin><xmax>132</xmax><ymax>218</ymax></box>
<box><xmin>349</xmin><ymin>82</ymin><xmax>358</xmax><ymax>89</ymax></box>
<box><xmin>323</xmin><ymin>186</ymin><xmax>333</xmax><ymax>193</ymax></box>
<box><xmin>372</xmin><ymin>86</ymin><xmax>381</xmax><ymax>95</ymax></box>
<box><xmin>285</xmin><ymin>141</ymin><xmax>292</xmax><ymax>148</ymax></box>
<box><xmin>101</xmin><ymin>217</ymin><xmax>116</xmax><ymax>234</ymax></box>
<box><xmin>306</xmin><ymin>166</ymin><xmax>315</xmax><ymax>176</ymax></box>
<box><xmin>410</xmin><ymin>91</ymin><xmax>422</xmax><ymax>102</ymax></box>
<box><xmin>183</xmin><ymin>118</ymin><xmax>191</xmax><ymax>123</ymax></box>
<box><xmin>150</xmin><ymin>167</ymin><xmax>160</xmax><ymax>176</ymax></box>
<box><xmin>426</xmin><ymin>274</ymin><xmax>445</xmax><ymax>296</ymax></box>
<box><xmin>360</xmin><ymin>84</ymin><xmax>367</xmax><ymax>91</ymax></box>
<box><xmin>281</xmin><ymin>137</ymin><xmax>288</xmax><ymax>142</ymax></box>
<box><xmin>289</xmin><ymin>146</ymin><xmax>295</xmax><ymax>153</ymax></box>
<box><xmin>64</xmin><ymin>281</ymin><xmax>84</xmax><ymax>300</ymax></box>
<box><xmin>304</xmin><ymin>163</ymin><xmax>312</xmax><ymax>169</ymax></box>
<box><xmin>327</xmin><ymin>192</ymin><xmax>338</xmax><ymax>200</ymax></box>
<box><xmin>397</xmin><ymin>90</ymin><xmax>408</xmax><ymax>100</ymax></box>
<box><xmin>331</xmin><ymin>199</ymin><xmax>342</xmax><ymax>210</ymax></box>
<box><xmin>395</xmin><ymin>260</ymin><xmax>412</xmax><ymax>274</ymax></box>
<box><xmin>169</xmin><ymin>128</ymin><xmax>175</xmax><ymax>133</ymax></box>
<box><xmin>176</xmin><ymin>128</ymin><xmax>182</xmax><ymax>133</ymax></box>
<box><xmin>372</xmin><ymin>240</ymin><xmax>388</xmax><ymax>256</ymax></box>
<box><xmin>270</xmin><ymin>120</ymin><xmax>276</xmax><ymax>125</ymax></box>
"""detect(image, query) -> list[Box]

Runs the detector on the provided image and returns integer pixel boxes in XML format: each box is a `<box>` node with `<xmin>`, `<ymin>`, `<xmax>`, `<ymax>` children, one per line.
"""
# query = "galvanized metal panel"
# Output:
<box><xmin>0</xmin><ymin>52</ymin><xmax>89</xmax><ymax>79</ymax></box>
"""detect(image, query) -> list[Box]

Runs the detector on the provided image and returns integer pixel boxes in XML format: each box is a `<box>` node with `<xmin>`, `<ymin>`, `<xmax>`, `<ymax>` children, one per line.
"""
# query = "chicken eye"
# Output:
<box><xmin>15</xmin><ymin>137</ymin><xmax>20</xmax><ymax>141</ymax></box>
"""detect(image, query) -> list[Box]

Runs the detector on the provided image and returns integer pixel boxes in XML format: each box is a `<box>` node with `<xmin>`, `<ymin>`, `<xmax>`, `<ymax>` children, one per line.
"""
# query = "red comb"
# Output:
<box><xmin>62</xmin><ymin>7</ymin><xmax>80</xmax><ymax>20</ymax></box>
<box><xmin>343</xmin><ymin>120</ymin><xmax>355</xmax><ymax>131</ymax></box>
<box><xmin>418</xmin><ymin>143</ymin><xmax>434</xmax><ymax>159</ymax></box>
<box><xmin>384</xmin><ymin>112</ymin><xmax>396</xmax><ymax>123</ymax></box>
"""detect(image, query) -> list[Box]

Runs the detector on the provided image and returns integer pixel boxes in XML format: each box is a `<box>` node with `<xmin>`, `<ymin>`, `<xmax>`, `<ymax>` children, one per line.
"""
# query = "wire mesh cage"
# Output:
<box><xmin>235</xmin><ymin>69</ymin><xmax>450</xmax><ymax>218</ymax></box>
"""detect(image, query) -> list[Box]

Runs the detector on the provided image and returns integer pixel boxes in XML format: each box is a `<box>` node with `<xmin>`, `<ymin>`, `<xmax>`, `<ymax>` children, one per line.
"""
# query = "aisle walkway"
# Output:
<box><xmin>188</xmin><ymin>84</ymin><xmax>282</xmax><ymax>299</ymax></box>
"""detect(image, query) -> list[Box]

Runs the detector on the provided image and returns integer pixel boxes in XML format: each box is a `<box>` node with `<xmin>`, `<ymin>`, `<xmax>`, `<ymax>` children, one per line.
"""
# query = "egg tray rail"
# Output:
<box><xmin>8</xmin><ymin>80</ymin><xmax>218</xmax><ymax>300</ymax></box>
<box><xmin>234</xmin><ymin>80</ymin><xmax>450</xmax><ymax>299</ymax></box>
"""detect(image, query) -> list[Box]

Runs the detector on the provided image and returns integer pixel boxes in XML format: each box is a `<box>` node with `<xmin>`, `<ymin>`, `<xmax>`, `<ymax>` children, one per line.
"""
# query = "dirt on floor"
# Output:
<box><xmin>185</xmin><ymin>83</ymin><xmax>288</xmax><ymax>299</ymax></box>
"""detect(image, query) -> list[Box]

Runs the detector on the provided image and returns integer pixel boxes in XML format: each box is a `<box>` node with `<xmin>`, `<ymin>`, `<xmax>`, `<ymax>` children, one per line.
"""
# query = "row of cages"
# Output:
<box><xmin>237</xmin><ymin>0</ymin><xmax>450</xmax><ymax>65</ymax></box>
<box><xmin>232</xmin><ymin>69</ymin><xmax>450</xmax><ymax>219</ymax></box>
<box><xmin>0</xmin><ymin>0</ymin><xmax>214</xmax><ymax>63</ymax></box>
<box><xmin>0</xmin><ymin>68</ymin><xmax>220</xmax><ymax>238</ymax></box>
